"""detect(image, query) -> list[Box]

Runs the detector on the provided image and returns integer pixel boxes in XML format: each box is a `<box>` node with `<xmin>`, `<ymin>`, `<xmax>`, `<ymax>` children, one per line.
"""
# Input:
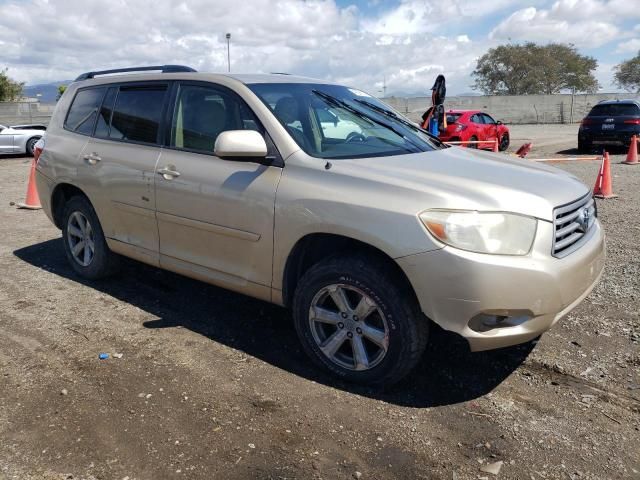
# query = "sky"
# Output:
<box><xmin>1</xmin><ymin>0</ymin><xmax>639</xmax><ymax>95</ymax></box>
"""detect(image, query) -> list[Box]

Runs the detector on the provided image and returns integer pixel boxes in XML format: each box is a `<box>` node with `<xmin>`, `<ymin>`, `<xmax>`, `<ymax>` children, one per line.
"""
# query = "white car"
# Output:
<box><xmin>0</xmin><ymin>124</ymin><xmax>46</xmax><ymax>156</ymax></box>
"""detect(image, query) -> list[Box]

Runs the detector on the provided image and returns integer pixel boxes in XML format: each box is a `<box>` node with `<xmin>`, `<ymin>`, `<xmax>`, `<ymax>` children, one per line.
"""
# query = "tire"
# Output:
<box><xmin>292</xmin><ymin>254</ymin><xmax>428</xmax><ymax>387</ymax></box>
<box><xmin>61</xmin><ymin>196</ymin><xmax>120</xmax><ymax>279</ymax></box>
<box><xmin>578</xmin><ymin>139</ymin><xmax>591</xmax><ymax>154</ymax></box>
<box><xmin>468</xmin><ymin>135</ymin><xmax>478</xmax><ymax>149</ymax></box>
<box><xmin>25</xmin><ymin>137</ymin><xmax>40</xmax><ymax>157</ymax></box>
<box><xmin>499</xmin><ymin>134</ymin><xmax>510</xmax><ymax>152</ymax></box>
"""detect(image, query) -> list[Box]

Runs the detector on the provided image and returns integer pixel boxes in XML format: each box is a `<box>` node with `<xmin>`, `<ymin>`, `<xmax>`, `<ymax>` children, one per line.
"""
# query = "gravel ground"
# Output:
<box><xmin>0</xmin><ymin>129</ymin><xmax>638</xmax><ymax>480</ymax></box>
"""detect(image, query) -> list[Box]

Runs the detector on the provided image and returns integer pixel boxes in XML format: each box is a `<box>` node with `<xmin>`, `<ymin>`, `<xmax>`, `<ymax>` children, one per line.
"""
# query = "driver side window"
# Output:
<box><xmin>481</xmin><ymin>113</ymin><xmax>496</xmax><ymax>125</ymax></box>
<box><xmin>171</xmin><ymin>84</ymin><xmax>262</xmax><ymax>153</ymax></box>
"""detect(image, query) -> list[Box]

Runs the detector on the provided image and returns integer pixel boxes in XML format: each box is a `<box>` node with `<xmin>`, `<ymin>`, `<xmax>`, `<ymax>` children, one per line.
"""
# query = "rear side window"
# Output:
<box><xmin>109</xmin><ymin>86</ymin><xmax>167</xmax><ymax>144</ymax></box>
<box><xmin>65</xmin><ymin>88</ymin><xmax>106</xmax><ymax>135</ymax></box>
<box><xmin>589</xmin><ymin>104</ymin><xmax>640</xmax><ymax>116</ymax></box>
<box><xmin>446</xmin><ymin>113</ymin><xmax>462</xmax><ymax>123</ymax></box>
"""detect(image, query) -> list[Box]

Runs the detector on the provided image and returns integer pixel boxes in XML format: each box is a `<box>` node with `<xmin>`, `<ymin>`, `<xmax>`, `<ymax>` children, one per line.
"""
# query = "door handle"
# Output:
<box><xmin>83</xmin><ymin>152</ymin><xmax>101</xmax><ymax>165</ymax></box>
<box><xmin>158</xmin><ymin>166</ymin><xmax>181</xmax><ymax>180</ymax></box>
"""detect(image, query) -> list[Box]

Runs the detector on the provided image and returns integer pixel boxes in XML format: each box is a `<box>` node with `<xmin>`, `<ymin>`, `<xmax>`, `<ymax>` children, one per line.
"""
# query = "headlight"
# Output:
<box><xmin>419</xmin><ymin>210</ymin><xmax>537</xmax><ymax>255</ymax></box>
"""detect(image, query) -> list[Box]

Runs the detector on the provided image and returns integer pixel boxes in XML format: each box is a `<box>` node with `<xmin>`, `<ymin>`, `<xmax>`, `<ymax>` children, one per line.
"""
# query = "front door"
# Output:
<box><xmin>155</xmin><ymin>82</ymin><xmax>282</xmax><ymax>300</ymax></box>
<box><xmin>481</xmin><ymin>113</ymin><xmax>498</xmax><ymax>143</ymax></box>
<box><xmin>0</xmin><ymin>128</ymin><xmax>14</xmax><ymax>153</ymax></box>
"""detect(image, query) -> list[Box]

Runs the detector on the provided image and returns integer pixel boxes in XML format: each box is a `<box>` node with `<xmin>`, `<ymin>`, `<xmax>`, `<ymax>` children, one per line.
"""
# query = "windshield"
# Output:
<box><xmin>589</xmin><ymin>104</ymin><xmax>640</xmax><ymax>116</ymax></box>
<box><xmin>248</xmin><ymin>83</ymin><xmax>442</xmax><ymax>159</ymax></box>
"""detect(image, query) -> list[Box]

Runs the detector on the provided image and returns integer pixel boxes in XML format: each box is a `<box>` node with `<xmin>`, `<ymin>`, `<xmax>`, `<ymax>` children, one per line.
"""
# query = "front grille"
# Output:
<box><xmin>552</xmin><ymin>193</ymin><xmax>596</xmax><ymax>258</ymax></box>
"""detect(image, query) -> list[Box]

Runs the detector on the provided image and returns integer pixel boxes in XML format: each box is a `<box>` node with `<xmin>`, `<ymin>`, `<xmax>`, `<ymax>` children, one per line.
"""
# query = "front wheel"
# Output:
<box><xmin>499</xmin><ymin>134</ymin><xmax>510</xmax><ymax>151</ymax></box>
<box><xmin>292</xmin><ymin>254</ymin><xmax>428</xmax><ymax>386</ymax></box>
<box><xmin>62</xmin><ymin>196</ymin><xmax>120</xmax><ymax>279</ymax></box>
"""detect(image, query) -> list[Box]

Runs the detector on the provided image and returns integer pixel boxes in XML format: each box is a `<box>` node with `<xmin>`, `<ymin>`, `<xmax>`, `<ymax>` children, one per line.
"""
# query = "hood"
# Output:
<box><xmin>335</xmin><ymin>146</ymin><xmax>590</xmax><ymax>222</ymax></box>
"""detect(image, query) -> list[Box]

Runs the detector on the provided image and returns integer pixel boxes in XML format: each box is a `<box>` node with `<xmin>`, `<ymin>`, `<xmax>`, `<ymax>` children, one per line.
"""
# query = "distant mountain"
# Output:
<box><xmin>22</xmin><ymin>81</ymin><xmax>72</xmax><ymax>103</ymax></box>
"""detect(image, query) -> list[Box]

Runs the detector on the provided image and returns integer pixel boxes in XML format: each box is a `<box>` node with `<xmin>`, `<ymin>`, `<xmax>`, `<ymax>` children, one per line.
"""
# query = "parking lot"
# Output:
<box><xmin>0</xmin><ymin>125</ymin><xmax>638</xmax><ymax>480</ymax></box>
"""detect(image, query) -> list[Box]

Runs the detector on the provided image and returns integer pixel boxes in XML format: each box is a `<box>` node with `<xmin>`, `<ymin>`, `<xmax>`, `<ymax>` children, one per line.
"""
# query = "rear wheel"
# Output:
<box><xmin>26</xmin><ymin>137</ymin><xmax>39</xmax><ymax>156</ymax></box>
<box><xmin>293</xmin><ymin>254</ymin><xmax>428</xmax><ymax>386</ymax></box>
<box><xmin>62</xmin><ymin>196</ymin><xmax>119</xmax><ymax>279</ymax></box>
<box><xmin>468</xmin><ymin>135</ymin><xmax>478</xmax><ymax>149</ymax></box>
<box><xmin>578</xmin><ymin>139</ymin><xmax>592</xmax><ymax>154</ymax></box>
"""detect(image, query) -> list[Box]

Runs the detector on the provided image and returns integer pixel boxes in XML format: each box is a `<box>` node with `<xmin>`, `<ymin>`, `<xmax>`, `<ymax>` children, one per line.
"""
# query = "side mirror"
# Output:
<box><xmin>214</xmin><ymin>130</ymin><xmax>267</xmax><ymax>159</ymax></box>
<box><xmin>496</xmin><ymin>120</ymin><xmax>503</xmax><ymax>125</ymax></box>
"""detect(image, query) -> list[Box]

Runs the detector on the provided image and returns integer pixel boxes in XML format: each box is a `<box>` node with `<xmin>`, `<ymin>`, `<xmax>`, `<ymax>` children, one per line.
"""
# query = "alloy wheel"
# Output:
<box><xmin>67</xmin><ymin>211</ymin><xmax>95</xmax><ymax>267</ymax></box>
<box><xmin>308</xmin><ymin>284</ymin><xmax>389</xmax><ymax>371</ymax></box>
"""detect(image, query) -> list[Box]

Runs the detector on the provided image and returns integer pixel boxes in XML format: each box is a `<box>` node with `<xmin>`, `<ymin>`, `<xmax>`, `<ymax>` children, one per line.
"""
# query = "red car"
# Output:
<box><xmin>439</xmin><ymin>110</ymin><xmax>510</xmax><ymax>151</ymax></box>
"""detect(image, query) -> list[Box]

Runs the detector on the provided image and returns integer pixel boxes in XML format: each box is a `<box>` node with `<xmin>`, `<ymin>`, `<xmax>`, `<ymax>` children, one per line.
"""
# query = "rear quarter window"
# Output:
<box><xmin>589</xmin><ymin>104</ymin><xmax>640</xmax><ymax>116</ymax></box>
<box><xmin>64</xmin><ymin>88</ymin><xmax>106</xmax><ymax>135</ymax></box>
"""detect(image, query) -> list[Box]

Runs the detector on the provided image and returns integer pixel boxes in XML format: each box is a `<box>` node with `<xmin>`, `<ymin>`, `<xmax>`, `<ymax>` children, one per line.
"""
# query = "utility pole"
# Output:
<box><xmin>226</xmin><ymin>33</ymin><xmax>231</xmax><ymax>72</ymax></box>
<box><xmin>383</xmin><ymin>75</ymin><xmax>387</xmax><ymax>98</ymax></box>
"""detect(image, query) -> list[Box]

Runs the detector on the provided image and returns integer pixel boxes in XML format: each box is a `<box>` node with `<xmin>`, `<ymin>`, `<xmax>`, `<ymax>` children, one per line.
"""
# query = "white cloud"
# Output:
<box><xmin>0</xmin><ymin>0</ymin><xmax>488</xmax><ymax>95</ymax></box>
<box><xmin>0</xmin><ymin>0</ymin><xmax>631</xmax><ymax>94</ymax></box>
<box><xmin>615</xmin><ymin>38</ymin><xmax>640</xmax><ymax>54</ymax></box>
<box><xmin>490</xmin><ymin>3</ymin><xmax>620</xmax><ymax>48</ymax></box>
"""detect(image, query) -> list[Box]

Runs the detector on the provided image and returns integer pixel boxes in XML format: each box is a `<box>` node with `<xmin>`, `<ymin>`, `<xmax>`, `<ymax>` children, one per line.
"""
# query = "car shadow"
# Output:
<box><xmin>14</xmin><ymin>238</ymin><xmax>535</xmax><ymax>408</ymax></box>
<box><xmin>0</xmin><ymin>154</ymin><xmax>33</xmax><ymax>160</ymax></box>
<box><xmin>556</xmin><ymin>146</ymin><xmax>627</xmax><ymax>155</ymax></box>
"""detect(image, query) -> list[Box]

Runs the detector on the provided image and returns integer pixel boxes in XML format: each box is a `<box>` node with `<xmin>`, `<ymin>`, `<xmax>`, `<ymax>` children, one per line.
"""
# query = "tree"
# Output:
<box><xmin>472</xmin><ymin>43</ymin><xmax>599</xmax><ymax>95</ymax></box>
<box><xmin>614</xmin><ymin>51</ymin><xmax>640</xmax><ymax>92</ymax></box>
<box><xmin>57</xmin><ymin>85</ymin><xmax>67</xmax><ymax>101</ymax></box>
<box><xmin>0</xmin><ymin>68</ymin><xmax>24</xmax><ymax>101</ymax></box>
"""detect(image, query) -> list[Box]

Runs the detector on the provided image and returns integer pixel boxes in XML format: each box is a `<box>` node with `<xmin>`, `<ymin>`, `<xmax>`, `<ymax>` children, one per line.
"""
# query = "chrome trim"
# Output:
<box><xmin>552</xmin><ymin>193</ymin><xmax>596</xmax><ymax>258</ymax></box>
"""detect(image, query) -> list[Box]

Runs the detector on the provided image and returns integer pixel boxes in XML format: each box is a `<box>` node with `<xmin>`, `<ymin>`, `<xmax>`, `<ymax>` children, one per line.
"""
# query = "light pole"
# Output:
<box><xmin>225</xmin><ymin>33</ymin><xmax>231</xmax><ymax>72</ymax></box>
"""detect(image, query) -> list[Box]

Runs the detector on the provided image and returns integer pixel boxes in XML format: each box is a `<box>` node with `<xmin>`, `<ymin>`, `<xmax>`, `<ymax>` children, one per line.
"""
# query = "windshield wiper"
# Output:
<box><xmin>311</xmin><ymin>90</ymin><xmax>422</xmax><ymax>152</ymax></box>
<box><xmin>353</xmin><ymin>99</ymin><xmax>446</xmax><ymax>147</ymax></box>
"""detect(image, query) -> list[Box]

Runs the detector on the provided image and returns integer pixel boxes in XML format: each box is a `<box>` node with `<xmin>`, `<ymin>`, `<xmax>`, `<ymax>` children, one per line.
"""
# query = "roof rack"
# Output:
<box><xmin>75</xmin><ymin>65</ymin><xmax>197</xmax><ymax>81</ymax></box>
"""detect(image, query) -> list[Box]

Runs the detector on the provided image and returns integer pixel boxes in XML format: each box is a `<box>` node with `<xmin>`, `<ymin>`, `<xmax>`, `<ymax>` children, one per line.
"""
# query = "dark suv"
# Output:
<box><xmin>578</xmin><ymin>100</ymin><xmax>640</xmax><ymax>153</ymax></box>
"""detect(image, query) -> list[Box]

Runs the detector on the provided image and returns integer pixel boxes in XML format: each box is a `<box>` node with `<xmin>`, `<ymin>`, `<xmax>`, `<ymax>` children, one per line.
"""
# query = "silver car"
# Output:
<box><xmin>0</xmin><ymin>123</ymin><xmax>45</xmax><ymax>156</ymax></box>
<box><xmin>34</xmin><ymin>65</ymin><xmax>606</xmax><ymax>386</ymax></box>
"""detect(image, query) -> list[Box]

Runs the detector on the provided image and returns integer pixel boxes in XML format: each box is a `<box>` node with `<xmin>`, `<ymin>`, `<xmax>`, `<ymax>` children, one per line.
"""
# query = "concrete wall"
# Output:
<box><xmin>0</xmin><ymin>102</ymin><xmax>56</xmax><ymax>126</ymax></box>
<box><xmin>3</xmin><ymin>93</ymin><xmax>640</xmax><ymax>128</ymax></box>
<box><xmin>384</xmin><ymin>93</ymin><xmax>640</xmax><ymax>125</ymax></box>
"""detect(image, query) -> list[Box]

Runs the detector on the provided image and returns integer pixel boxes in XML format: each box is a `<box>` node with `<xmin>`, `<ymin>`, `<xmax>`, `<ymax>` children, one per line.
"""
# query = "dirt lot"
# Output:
<box><xmin>1</xmin><ymin>127</ymin><xmax>639</xmax><ymax>480</ymax></box>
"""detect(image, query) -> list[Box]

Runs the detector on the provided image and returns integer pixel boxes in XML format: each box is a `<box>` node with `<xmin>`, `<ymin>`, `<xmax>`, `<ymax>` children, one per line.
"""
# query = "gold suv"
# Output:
<box><xmin>35</xmin><ymin>65</ymin><xmax>605</xmax><ymax>385</ymax></box>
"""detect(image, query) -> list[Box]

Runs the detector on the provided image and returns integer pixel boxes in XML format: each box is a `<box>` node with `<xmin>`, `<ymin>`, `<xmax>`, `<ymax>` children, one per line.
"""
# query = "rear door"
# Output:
<box><xmin>469</xmin><ymin>113</ymin><xmax>485</xmax><ymax>141</ymax></box>
<box><xmin>78</xmin><ymin>82</ymin><xmax>168</xmax><ymax>265</ymax></box>
<box><xmin>154</xmin><ymin>82</ymin><xmax>282</xmax><ymax>300</ymax></box>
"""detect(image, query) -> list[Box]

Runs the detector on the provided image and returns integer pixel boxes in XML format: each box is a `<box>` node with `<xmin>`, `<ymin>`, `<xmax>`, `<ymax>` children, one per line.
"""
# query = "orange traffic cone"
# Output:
<box><xmin>622</xmin><ymin>135</ymin><xmax>639</xmax><ymax>165</ymax></box>
<box><xmin>493</xmin><ymin>138</ymin><xmax>499</xmax><ymax>152</ymax></box>
<box><xmin>515</xmin><ymin>142</ymin><xmax>532</xmax><ymax>158</ymax></box>
<box><xmin>593</xmin><ymin>151</ymin><xmax>617</xmax><ymax>199</ymax></box>
<box><xmin>16</xmin><ymin>158</ymin><xmax>42</xmax><ymax>209</ymax></box>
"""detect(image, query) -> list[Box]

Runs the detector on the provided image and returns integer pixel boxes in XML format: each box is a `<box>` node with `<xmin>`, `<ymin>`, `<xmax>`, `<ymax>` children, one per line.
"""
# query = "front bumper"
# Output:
<box><xmin>397</xmin><ymin>219</ymin><xmax>605</xmax><ymax>351</ymax></box>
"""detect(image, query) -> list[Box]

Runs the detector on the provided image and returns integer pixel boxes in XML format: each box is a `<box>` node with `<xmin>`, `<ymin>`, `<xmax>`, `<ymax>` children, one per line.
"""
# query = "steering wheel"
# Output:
<box><xmin>346</xmin><ymin>132</ymin><xmax>366</xmax><ymax>143</ymax></box>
